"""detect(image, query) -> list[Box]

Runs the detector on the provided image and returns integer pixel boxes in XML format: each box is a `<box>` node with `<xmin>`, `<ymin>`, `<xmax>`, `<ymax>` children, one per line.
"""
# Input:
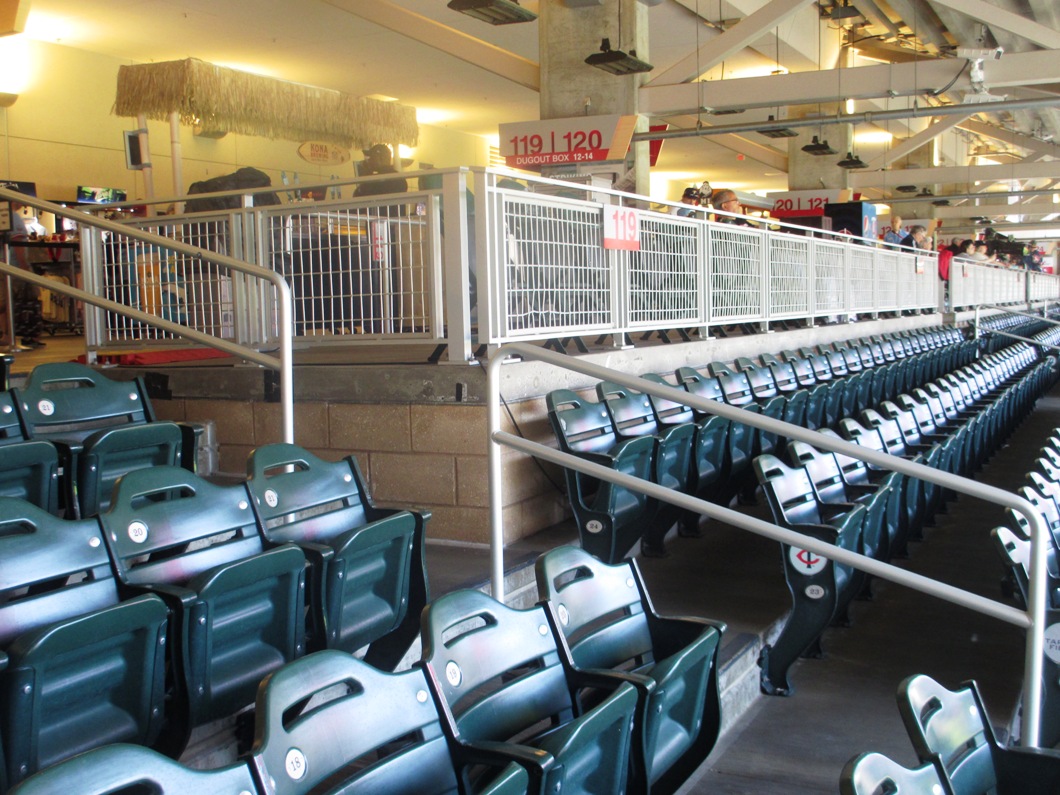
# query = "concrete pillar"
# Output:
<box><xmin>787</xmin><ymin>122</ymin><xmax>853</xmax><ymax>191</ymax></box>
<box><xmin>538</xmin><ymin>0</ymin><xmax>650</xmax><ymax>194</ymax></box>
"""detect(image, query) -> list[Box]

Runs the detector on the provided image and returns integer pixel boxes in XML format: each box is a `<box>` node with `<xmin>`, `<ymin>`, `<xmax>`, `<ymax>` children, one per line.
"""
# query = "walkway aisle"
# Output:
<box><xmin>643</xmin><ymin>388</ymin><xmax>1060</xmax><ymax>794</ymax></box>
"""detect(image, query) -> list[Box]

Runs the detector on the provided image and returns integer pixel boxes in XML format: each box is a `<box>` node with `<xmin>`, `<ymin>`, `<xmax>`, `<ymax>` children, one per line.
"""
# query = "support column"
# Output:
<box><xmin>538</xmin><ymin>0</ymin><xmax>650</xmax><ymax>194</ymax></box>
<box><xmin>787</xmin><ymin>122</ymin><xmax>853</xmax><ymax>191</ymax></box>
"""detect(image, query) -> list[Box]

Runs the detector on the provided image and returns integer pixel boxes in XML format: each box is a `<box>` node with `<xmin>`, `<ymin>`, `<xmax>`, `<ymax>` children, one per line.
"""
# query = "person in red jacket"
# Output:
<box><xmin>937</xmin><ymin>246</ymin><xmax>953</xmax><ymax>282</ymax></box>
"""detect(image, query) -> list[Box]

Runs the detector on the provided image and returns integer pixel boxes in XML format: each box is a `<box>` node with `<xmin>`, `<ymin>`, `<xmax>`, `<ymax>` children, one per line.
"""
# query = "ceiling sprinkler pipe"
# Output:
<box><xmin>632</xmin><ymin>96</ymin><xmax>1060</xmax><ymax>143</ymax></box>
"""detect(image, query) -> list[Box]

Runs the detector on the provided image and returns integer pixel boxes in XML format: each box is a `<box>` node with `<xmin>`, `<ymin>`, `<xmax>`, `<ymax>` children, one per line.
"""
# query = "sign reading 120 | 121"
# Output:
<box><xmin>499</xmin><ymin>115</ymin><xmax>636</xmax><ymax>170</ymax></box>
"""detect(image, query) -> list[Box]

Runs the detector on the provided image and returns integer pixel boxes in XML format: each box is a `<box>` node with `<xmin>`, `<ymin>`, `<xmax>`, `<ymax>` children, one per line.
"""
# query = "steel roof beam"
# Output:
<box><xmin>640</xmin><ymin>49</ymin><xmax>1060</xmax><ymax>116</ymax></box>
<box><xmin>929</xmin><ymin>0</ymin><xmax>1060</xmax><ymax>50</ymax></box>
<box><xmin>323</xmin><ymin>0</ymin><xmax>540</xmax><ymax>91</ymax></box>
<box><xmin>645</xmin><ymin>0</ymin><xmax>815</xmax><ymax>87</ymax></box>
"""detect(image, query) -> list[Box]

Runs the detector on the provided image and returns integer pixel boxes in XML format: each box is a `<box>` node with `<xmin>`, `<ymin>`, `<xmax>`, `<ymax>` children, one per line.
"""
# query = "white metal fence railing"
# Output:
<box><xmin>103</xmin><ymin>214</ymin><xmax>240</xmax><ymax>344</ymax></box>
<box><xmin>948</xmin><ymin>258</ymin><xmax>1050</xmax><ymax>311</ymax></box>
<box><xmin>256</xmin><ymin>197</ymin><xmax>440</xmax><ymax>342</ymax></box>
<box><xmin>11</xmin><ymin>167</ymin><xmax>1055</xmax><ymax>363</ymax></box>
<box><xmin>1</xmin><ymin>189</ymin><xmax>296</xmax><ymax>442</ymax></box>
<box><xmin>480</xmin><ymin>170</ymin><xmax>941</xmax><ymax>344</ymax></box>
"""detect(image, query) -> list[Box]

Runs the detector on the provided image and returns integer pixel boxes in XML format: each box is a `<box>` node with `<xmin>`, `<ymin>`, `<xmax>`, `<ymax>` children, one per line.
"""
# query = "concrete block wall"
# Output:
<box><xmin>143</xmin><ymin>312</ymin><xmax>964</xmax><ymax>549</ymax></box>
<box><xmin>152</xmin><ymin>394</ymin><xmax>570</xmax><ymax>545</ymax></box>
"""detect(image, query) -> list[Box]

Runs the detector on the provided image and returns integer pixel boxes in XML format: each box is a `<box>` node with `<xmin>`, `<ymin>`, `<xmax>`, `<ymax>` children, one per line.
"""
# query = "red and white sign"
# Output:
<box><xmin>369</xmin><ymin>220</ymin><xmax>390</xmax><ymax>263</ymax></box>
<box><xmin>770</xmin><ymin>189</ymin><xmax>862</xmax><ymax>218</ymax></box>
<box><xmin>499</xmin><ymin>115</ymin><xmax>637</xmax><ymax>170</ymax></box>
<box><xmin>603</xmin><ymin>206</ymin><xmax>640</xmax><ymax>251</ymax></box>
<box><xmin>771</xmin><ymin>190</ymin><xmax>837</xmax><ymax>218</ymax></box>
<box><xmin>789</xmin><ymin>546</ymin><xmax>828</xmax><ymax>575</ymax></box>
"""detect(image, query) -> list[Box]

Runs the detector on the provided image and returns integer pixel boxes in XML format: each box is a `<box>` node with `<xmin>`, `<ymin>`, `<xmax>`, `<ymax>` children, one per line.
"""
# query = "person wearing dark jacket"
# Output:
<box><xmin>353</xmin><ymin>144</ymin><xmax>407</xmax><ymax>198</ymax></box>
<box><xmin>899</xmin><ymin>225</ymin><xmax>926</xmax><ymax>249</ymax></box>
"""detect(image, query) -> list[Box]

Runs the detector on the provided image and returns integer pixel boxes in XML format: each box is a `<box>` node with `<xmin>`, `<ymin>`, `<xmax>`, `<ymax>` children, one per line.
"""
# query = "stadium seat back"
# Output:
<box><xmin>0</xmin><ymin>498</ymin><xmax>168</xmax><ymax>786</ymax></box>
<box><xmin>7</xmin><ymin>744</ymin><xmax>258</xmax><ymax>795</ymax></box>
<box><xmin>536</xmin><ymin>545</ymin><xmax>725</xmax><ymax>792</ymax></box>
<box><xmin>250</xmin><ymin>651</ymin><xmax>528</xmax><ymax>795</ymax></box>
<box><xmin>246</xmin><ymin>442</ymin><xmax>428</xmax><ymax>665</ymax></box>
<box><xmin>422</xmin><ymin>589</ymin><xmax>638</xmax><ymax>795</ymax></box>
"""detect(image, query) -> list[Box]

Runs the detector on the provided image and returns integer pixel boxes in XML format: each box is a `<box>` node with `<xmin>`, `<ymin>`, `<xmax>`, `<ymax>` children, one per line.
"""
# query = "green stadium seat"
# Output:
<box><xmin>546</xmin><ymin>389</ymin><xmax>656</xmax><ymax>564</ymax></box>
<box><xmin>249</xmin><ymin>651</ymin><xmax>528</xmax><ymax>795</ymax></box>
<box><xmin>839</xmin><ymin>751</ymin><xmax>947</xmax><ymax>795</ymax></box>
<box><xmin>421</xmin><ymin>589</ymin><xmax>639</xmax><ymax>795</ymax></box>
<box><xmin>245</xmin><ymin>443</ymin><xmax>429</xmax><ymax>668</ymax></box>
<box><xmin>898</xmin><ymin>674</ymin><xmax>1060</xmax><ymax>795</ymax></box>
<box><xmin>754</xmin><ymin>454</ymin><xmax>866</xmax><ymax>696</ymax></box>
<box><xmin>7</xmin><ymin>744</ymin><xmax>257</xmax><ymax>795</ymax></box>
<box><xmin>99</xmin><ymin>466</ymin><xmax>306</xmax><ymax>751</ymax></box>
<box><xmin>536</xmin><ymin>545</ymin><xmax>726</xmax><ymax>795</ymax></box>
<box><xmin>0</xmin><ymin>498</ymin><xmax>168</xmax><ymax>788</ymax></box>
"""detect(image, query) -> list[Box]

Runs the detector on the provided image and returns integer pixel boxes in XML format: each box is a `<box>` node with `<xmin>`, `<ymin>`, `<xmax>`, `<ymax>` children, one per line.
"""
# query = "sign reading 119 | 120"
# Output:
<box><xmin>498</xmin><ymin>115</ymin><xmax>633</xmax><ymax>169</ymax></box>
<box><xmin>508</xmin><ymin>129</ymin><xmax>603</xmax><ymax>158</ymax></box>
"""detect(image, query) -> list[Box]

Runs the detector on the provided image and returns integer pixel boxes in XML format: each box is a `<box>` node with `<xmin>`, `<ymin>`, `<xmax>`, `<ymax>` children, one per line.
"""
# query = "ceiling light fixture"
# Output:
<box><xmin>446</xmin><ymin>0</ymin><xmax>537</xmax><ymax>25</ymax></box>
<box><xmin>758</xmin><ymin>115</ymin><xmax>798</xmax><ymax>139</ymax></box>
<box><xmin>801</xmin><ymin>136</ymin><xmax>837</xmax><ymax>155</ymax></box>
<box><xmin>895</xmin><ymin>185</ymin><xmax>918</xmax><ymax>193</ymax></box>
<box><xmin>585</xmin><ymin>38</ymin><xmax>654</xmax><ymax>75</ymax></box>
<box><xmin>837</xmin><ymin>151</ymin><xmax>867</xmax><ymax>169</ymax></box>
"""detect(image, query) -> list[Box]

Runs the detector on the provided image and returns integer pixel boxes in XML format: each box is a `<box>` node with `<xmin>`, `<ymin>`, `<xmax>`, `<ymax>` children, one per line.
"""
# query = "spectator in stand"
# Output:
<box><xmin>937</xmin><ymin>243</ymin><xmax>953</xmax><ymax>282</ymax></box>
<box><xmin>353</xmin><ymin>144</ymin><xmax>408</xmax><ymax>198</ymax></box>
<box><xmin>899</xmin><ymin>224</ymin><xmax>927</xmax><ymax>249</ymax></box>
<box><xmin>711</xmin><ymin>189</ymin><xmax>752</xmax><ymax>226</ymax></box>
<box><xmin>970</xmin><ymin>241</ymin><xmax>991</xmax><ymax>262</ymax></box>
<box><xmin>675</xmin><ymin>187</ymin><xmax>700</xmax><ymax>217</ymax></box>
<box><xmin>1023</xmin><ymin>240</ymin><xmax>1043</xmax><ymax>272</ymax></box>
<box><xmin>883</xmin><ymin>215</ymin><xmax>905</xmax><ymax>247</ymax></box>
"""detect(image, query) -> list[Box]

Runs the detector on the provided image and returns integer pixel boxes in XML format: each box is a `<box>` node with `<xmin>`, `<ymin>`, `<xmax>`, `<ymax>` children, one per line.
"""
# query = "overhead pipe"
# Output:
<box><xmin>631</xmin><ymin>96</ymin><xmax>1060</xmax><ymax>144</ymax></box>
<box><xmin>886</xmin><ymin>187</ymin><xmax>1060</xmax><ymax>203</ymax></box>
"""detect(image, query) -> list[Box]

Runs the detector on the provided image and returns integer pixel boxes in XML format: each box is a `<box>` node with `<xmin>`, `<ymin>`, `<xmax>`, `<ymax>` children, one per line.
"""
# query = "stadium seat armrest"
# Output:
<box><xmin>819</xmin><ymin>501</ymin><xmax>861</xmax><ymax>521</ymax></box>
<box><xmin>571</xmin><ymin>667</ymin><xmax>657</xmax><ymax>701</ymax></box>
<box><xmin>292</xmin><ymin>540</ymin><xmax>335</xmax><ymax>565</ymax></box>
<box><xmin>456</xmin><ymin>739</ymin><xmax>557</xmax><ymax>778</ymax></box>
<box><xmin>46</xmin><ymin>437</ymin><xmax>85</xmax><ymax>459</ymax></box>
<box><xmin>177</xmin><ymin>422</ymin><xmax>204</xmax><ymax>472</ymax></box>
<box><xmin>645</xmin><ymin>615</ymin><xmax>727</xmax><ymax>659</ymax></box>
<box><xmin>124</xmin><ymin>581</ymin><xmax>199</xmax><ymax>611</ymax></box>
<box><xmin>790</xmin><ymin>522</ymin><xmax>843</xmax><ymax>544</ymax></box>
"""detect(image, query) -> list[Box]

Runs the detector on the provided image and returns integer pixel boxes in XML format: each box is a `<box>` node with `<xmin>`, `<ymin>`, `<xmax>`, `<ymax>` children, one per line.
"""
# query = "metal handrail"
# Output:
<box><xmin>486</xmin><ymin>340</ymin><xmax>1050</xmax><ymax>746</ymax></box>
<box><xmin>0</xmin><ymin>188</ymin><xmax>295</xmax><ymax>442</ymax></box>
<box><xmin>972</xmin><ymin>305</ymin><xmax>1060</xmax><ymax>354</ymax></box>
<box><xmin>977</xmin><ymin>304</ymin><xmax>1060</xmax><ymax>327</ymax></box>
